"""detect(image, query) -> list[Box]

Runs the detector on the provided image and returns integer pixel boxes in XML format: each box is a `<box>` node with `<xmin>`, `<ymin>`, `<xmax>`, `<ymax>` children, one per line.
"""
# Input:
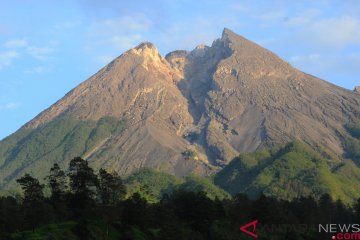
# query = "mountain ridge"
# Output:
<box><xmin>1</xmin><ymin>28</ymin><xmax>360</xmax><ymax>192</ymax></box>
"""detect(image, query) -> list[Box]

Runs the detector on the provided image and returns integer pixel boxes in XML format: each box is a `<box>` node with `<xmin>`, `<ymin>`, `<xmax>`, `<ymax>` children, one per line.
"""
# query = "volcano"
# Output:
<box><xmin>1</xmin><ymin>28</ymin><xmax>359</xmax><ymax>192</ymax></box>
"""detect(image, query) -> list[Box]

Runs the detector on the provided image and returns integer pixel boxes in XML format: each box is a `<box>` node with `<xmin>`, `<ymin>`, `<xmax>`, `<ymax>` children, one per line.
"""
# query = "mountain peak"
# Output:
<box><xmin>195</xmin><ymin>44</ymin><xmax>208</xmax><ymax>49</ymax></box>
<box><xmin>190</xmin><ymin>44</ymin><xmax>210</xmax><ymax>57</ymax></box>
<box><xmin>221</xmin><ymin>27</ymin><xmax>235</xmax><ymax>40</ymax></box>
<box><xmin>132</xmin><ymin>42</ymin><xmax>160</xmax><ymax>56</ymax></box>
<box><xmin>2</xmin><ymin>28</ymin><xmax>360</xmax><ymax>193</ymax></box>
<box><xmin>135</xmin><ymin>41</ymin><xmax>157</xmax><ymax>50</ymax></box>
<box><xmin>221</xmin><ymin>27</ymin><xmax>251</xmax><ymax>43</ymax></box>
<box><xmin>216</xmin><ymin>27</ymin><xmax>295</xmax><ymax>80</ymax></box>
<box><xmin>128</xmin><ymin>41</ymin><xmax>168</xmax><ymax>71</ymax></box>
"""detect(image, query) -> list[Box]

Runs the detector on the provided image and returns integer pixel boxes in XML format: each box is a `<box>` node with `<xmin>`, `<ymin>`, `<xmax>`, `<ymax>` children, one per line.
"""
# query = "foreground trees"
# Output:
<box><xmin>98</xmin><ymin>168</ymin><xmax>126</xmax><ymax>206</ymax></box>
<box><xmin>1</xmin><ymin>157</ymin><xmax>360</xmax><ymax>239</ymax></box>
<box><xmin>46</xmin><ymin>163</ymin><xmax>67</xmax><ymax>202</ymax></box>
<box><xmin>16</xmin><ymin>173</ymin><xmax>45</xmax><ymax>204</ymax></box>
<box><xmin>16</xmin><ymin>174</ymin><xmax>47</xmax><ymax>231</ymax></box>
<box><xmin>68</xmin><ymin>157</ymin><xmax>99</xmax><ymax>211</ymax></box>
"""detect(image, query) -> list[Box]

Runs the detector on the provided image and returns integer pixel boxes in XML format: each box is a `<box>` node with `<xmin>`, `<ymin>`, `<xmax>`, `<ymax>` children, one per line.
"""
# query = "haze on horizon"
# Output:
<box><xmin>0</xmin><ymin>0</ymin><xmax>360</xmax><ymax>140</ymax></box>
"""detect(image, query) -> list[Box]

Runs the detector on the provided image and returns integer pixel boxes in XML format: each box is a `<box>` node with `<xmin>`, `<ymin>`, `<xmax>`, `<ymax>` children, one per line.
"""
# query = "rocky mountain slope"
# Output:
<box><xmin>0</xmin><ymin>28</ymin><xmax>359</xmax><ymax>191</ymax></box>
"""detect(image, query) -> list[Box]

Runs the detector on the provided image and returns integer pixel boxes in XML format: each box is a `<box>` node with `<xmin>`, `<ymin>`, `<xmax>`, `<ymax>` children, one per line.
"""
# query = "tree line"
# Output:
<box><xmin>1</xmin><ymin>157</ymin><xmax>360</xmax><ymax>239</ymax></box>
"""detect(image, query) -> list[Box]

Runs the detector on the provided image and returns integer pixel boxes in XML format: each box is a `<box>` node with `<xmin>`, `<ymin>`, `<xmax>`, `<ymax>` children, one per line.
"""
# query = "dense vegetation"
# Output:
<box><xmin>345</xmin><ymin>120</ymin><xmax>360</xmax><ymax>164</ymax></box>
<box><xmin>346</xmin><ymin>120</ymin><xmax>360</xmax><ymax>139</ymax></box>
<box><xmin>0</xmin><ymin>115</ymin><xmax>125</xmax><ymax>191</ymax></box>
<box><xmin>125</xmin><ymin>168</ymin><xmax>230</xmax><ymax>202</ymax></box>
<box><xmin>1</xmin><ymin>156</ymin><xmax>360</xmax><ymax>239</ymax></box>
<box><xmin>215</xmin><ymin>141</ymin><xmax>360</xmax><ymax>203</ymax></box>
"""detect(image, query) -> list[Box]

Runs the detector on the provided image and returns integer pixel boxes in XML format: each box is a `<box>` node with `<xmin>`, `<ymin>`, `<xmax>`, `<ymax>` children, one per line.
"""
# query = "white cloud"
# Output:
<box><xmin>289</xmin><ymin>53</ymin><xmax>337</xmax><ymax>72</ymax></box>
<box><xmin>290</xmin><ymin>54</ymin><xmax>321</xmax><ymax>63</ymax></box>
<box><xmin>288</xmin><ymin>53</ymin><xmax>360</xmax><ymax>81</ymax></box>
<box><xmin>110</xmin><ymin>34</ymin><xmax>142</xmax><ymax>50</ymax></box>
<box><xmin>48</xmin><ymin>40</ymin><xmax>60</xmax><ymax>45</ymax></box>
<box><xmin>284</xmin><ymin>9</ymin><xmax>321</xmax><ymax>26</ymax></box>
<box><xmin>92</xmin><ymin>35</ymin><xmax>143</xmax><ymax>64</ymax></box>
<box><xmin>27</xmin><ymin>46</ymin><xmax>55</xmax><ymax>60</ymax></box>
<box><xmin>0</xmin><ymin>102</ymin><xmax>20</xmax><ymax>110</ymax></box>
<box><xmin>231</xmin><ymin>3</ymin><xmax>251</xmax><ymax>13</ymax></box>
<box><xmin>86</xmin><ymin>15</ymin><xmax>152</xmax><ymax>60</ymax></box>
<box><xmin>97</xmin><ymin>55</ymin><xmax>116</xmax><ymax>65</ymax></box>
<box><xmin>4</xmin><ymin>39</ymin><xmax>28</xmax><ymax>48</ymax></box>
<box><xmin>24</xmin><ymin>66</ymin><xmax>45</xmax><ymax>74</ymax></box>
<box><xmin>309</xmin><ymin>16</ymin><xmax>360</xmax><ymax>48</ymax></box>
<box><xmin>257</xmin><ymin>10</ymin><xmax>286</xmax><ymax>22</ymax></box>
<box><xmin>56</xmin><ymin>20</ymin><xmax>82</xmax><ymax>29</ymax></box>
<box><xmin>285</xmin><ymin>15</ymin><xmax>360</xmax><ymax>49</ymax></box>
<box><xmin>89</xmin><ymin>15</ymin><xmax>152</xmax><ymax>36</ymax></box>
<box><xmin>160</xmin><ymin>17</ymin><xmax>241</xmax><ymax>51</ymax></box>
<box><xmin>0</xmin><ymin>51</ymin><xmax>19</xmax><ymax>70</ymax></box>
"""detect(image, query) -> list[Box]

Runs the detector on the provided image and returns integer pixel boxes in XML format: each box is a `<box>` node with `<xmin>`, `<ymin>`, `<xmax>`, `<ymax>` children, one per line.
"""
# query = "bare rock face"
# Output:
<box><xmin>1</xmin><ymin>28</ymin><xmax>360</xmax><ymax>187</ymax></box>
<box><xmin>200</xmin><ymin>29</ymin><xmax>360</xmax><ymax>162</ymax></box>
<box><xmin>354</xmin><ymin>86</ymin><xmax>360</xmax><ymax>93</ymax></box>
<box><xmin>22</xmin><ymin>41</ymin><xmax>211</xmax><ymax>177</ymax></box>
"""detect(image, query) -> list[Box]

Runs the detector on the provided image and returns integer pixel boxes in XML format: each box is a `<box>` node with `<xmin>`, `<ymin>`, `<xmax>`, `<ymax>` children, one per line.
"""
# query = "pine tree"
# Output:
<box><xmin>46</xmin><ymin>163</ymin><xmax>67</xmax><ymax>202</ymax></box>
<box><xmin>68</xmin><ymin>157</ymin><xmax>98</xmax><ymax>210</ymax></box>
<box><xmin>45</xmin><ymin>163</ymin><xmax>68</xmax><ymax>220</ymax></box>
<box><xmin>17</xmin><ymin>174</ymin><xmax>44</xmax><ymax>204</ymax></box>
<box><xmin>16</xmin><ymin>174</ymin><xmax>46</xmax><ymax>231</ymax></box>
<box><xmin>353</xmin><ymin>198</ymin><xmax>360</xmax><ymax>222</ymax></box>
<box><xmin>98</xmin><ymin>168</ymin><xmax>126</xmax><ymax>206</ymax></box>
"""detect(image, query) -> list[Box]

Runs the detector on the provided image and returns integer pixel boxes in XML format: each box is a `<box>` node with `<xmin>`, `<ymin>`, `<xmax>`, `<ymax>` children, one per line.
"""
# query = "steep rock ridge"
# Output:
<box><xmin>203</xmin><ymin>28</ymin><xmax>360</xmax><ymax>160</ymax></box>
<box><xmin>26</xmin><ymin>42</ymin><xmax>181</xmax><ymax>127</ymax></box>
<box><xmin>166</xmin><ymin>37</ymin><xmax>234</xmax><ymax>165</ymax></box>
<box><xmin>169</xmin><ymin>28</ymin><xmax>360</xmax><ymax>164</ymax></box>
<box><xmin>0</xmin><ymin>42</ymin><xmax>214</xmax><ymax>189</ymax></box>
<box><xmin>1</xmin><ymin>28</ymin><xmax>360</xmax><ymax>190</ymax></box>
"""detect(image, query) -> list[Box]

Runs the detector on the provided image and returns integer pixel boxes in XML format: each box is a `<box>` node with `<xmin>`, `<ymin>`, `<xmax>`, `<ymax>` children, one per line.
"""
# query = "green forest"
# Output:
<box><xmin>2</xmin><ymin>122</ymin><xmax>360</xmax><ymax>239</ymax></box>
<box><xmin>1</xmin><ymin>156</ymin><xmax>360</xmax><ymax>240</ymax></box>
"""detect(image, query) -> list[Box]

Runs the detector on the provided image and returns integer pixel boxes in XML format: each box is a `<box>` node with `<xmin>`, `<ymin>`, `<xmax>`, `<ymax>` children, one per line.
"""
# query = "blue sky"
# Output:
<box><xmin>1</xmin><ymin>0</ymin><xmax>360</xmax><ymax>140</ymax></box>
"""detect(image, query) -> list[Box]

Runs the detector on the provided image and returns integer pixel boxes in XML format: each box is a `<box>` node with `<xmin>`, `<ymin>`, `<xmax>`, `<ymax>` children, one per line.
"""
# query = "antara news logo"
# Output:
<box><xmin>239</xmin><ymin>221</ymin><xmax>360</xmax><ymax>239</ymax></box>
<box><xmin>240</xmin><ymin>220</ymin><xmax>258</xmax><ymax>238</ymax></box>
<box><xmin>319</xmin><ymin>224</ymin><xmax>360</xmax><ymax>240</ymax></box>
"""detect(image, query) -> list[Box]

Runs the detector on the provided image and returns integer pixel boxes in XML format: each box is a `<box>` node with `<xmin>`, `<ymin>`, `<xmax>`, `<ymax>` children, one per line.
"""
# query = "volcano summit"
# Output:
<box><xmin>0</xmin><ymin>28</ymin><xmax>359</xmax><ymax>192</ymax></box>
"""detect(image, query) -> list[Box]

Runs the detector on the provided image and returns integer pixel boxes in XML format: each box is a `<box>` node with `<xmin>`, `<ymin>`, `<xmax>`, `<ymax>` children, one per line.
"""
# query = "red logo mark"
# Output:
<box><xmin>240</xmin><ymin>220</ymin><xmax>258</xmax><ymax>238</ymax></box>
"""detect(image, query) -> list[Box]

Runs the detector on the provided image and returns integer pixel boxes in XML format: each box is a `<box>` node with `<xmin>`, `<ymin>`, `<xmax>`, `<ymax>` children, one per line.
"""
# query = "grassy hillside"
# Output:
<box><xmin>0</xmin><ymin>114</ymin><xmax>125</xmax><ymax>191</ymax></box>
<box><xmin>178</xmin><ymin>175</ymin><xmax>231</xmax><ymax>200</ymax></box>
<box><xmin>125</xmin><ymin>168</ymin><xmax>183</xmax><ymax>202</ymax></box>
<box><xmin>344</xmin><ymin>120</ymin><xmax>360</xmax><ymax>165</ymax></box>
<box><xmin>125</xmin><ymin>168</ymin><xmax>230</xmax><ymax>202</ymax></box>
<box><xmin>214</xmin><ymin>141</ymin><xmax>360</xmax><ymax>203</ymax></box>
